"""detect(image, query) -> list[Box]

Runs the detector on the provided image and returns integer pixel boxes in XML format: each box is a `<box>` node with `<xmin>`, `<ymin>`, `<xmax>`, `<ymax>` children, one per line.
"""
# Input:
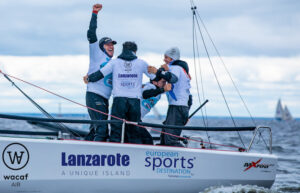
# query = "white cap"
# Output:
<box><xmin>164</xmin><ymin>47</ymin><xmax>180</xmax><ymax>61</ymax></box>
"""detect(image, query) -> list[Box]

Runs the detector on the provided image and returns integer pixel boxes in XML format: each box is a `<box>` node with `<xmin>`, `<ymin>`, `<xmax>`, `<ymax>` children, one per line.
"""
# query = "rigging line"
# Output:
<box><xmin>0</xmin><ymin>71</ymin><xmax>196</xmax><ymax>142</ymax></box>
<box><xmin>193</xmin><ymin>12</ymin><xmax>209</xmax><ymax>128</ymax></box>
<box><xmin>193</xmin><ymin>12</ymin><xmax>246</xmax><ymax>149</ymax></box>
<box><xmin>194</xmin><ymin>11</ymin><xmax>269</xmax><ymax>150</ymax></box>
<box><xmin>1</xmin><ymin>73</ymin><xmax>78</xmax><ymax>138</ymax></box>
<box><xmin>144</xmin><ymin>127</ymin><xmax>241</xmax><ymax>149</ymax></box>
<box><xmin>192</xmin><ymin>6</ymin><xmax>208</xmax><ymax>127</ymax></box>
<box><xmin>191</xmin><ymin>0</ymin><xmax>265</xmax><ymax>151</ymax></box>
<box><xmin>0</xmin><ymin>71</ymin><xmax>246</xmax><ymax>151</ymax></box>
<box><xmin>190</xmin><ymin>0</ymin><xmax>211</xmax><ymax>128</ymax></box>
<box><xmin>195</xmin><ymin>11</ymin><xmax>256</xmax><ymax>125</ymax></box>
<box><xmin>192</xmin><ymin>8</ymin><xmax>212</xmax><ymax>147</ymax></box>
<box><xmin>190</xmin><ymin>0</ymin><xmax>209</xmax><ymax>128</ymax></box>
<box><xmin>192</xmin><ymin>7</ymin><xmax>204</xmax><ymax>124</ymax></box>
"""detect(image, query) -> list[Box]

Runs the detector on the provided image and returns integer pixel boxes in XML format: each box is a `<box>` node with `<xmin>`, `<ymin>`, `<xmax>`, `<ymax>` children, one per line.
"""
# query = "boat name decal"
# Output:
<box><xmin>61</xmin><ymin>152</ymin><xmax>130</xmax><ymax>167</ymax></box>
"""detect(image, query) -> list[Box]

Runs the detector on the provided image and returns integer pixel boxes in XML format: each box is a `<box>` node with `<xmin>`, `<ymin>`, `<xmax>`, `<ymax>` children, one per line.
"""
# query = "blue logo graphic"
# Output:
<box><xmin>100</xmin><ymin>58</ymin><xmax>112</xmax><ymax>88</ymax></box>
<box><xmin>142</xmin><ymin>97</ymin><xmax>159</xmax><ymax>111</ymax></box>
<box><xmin>99</xmin><ymin>58</ymin><xmax>110</xmax><ymax>69</ymax></box>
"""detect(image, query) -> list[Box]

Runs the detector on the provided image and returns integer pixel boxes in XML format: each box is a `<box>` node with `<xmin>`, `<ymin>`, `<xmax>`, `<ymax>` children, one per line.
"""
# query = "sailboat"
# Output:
<box><xmin>283</xmin><ymin>106</ymin><xmax>293</xmax><ymax>121</ymax></box>
<box><xmin>0</xmin><ymin>1</ymin><xmax>277</xmax><ymax>193</ymax></box>
<box><xmin>275</xmin><ymin>99</ymin><xmax>293</xmax><ymax>121</ymax></box>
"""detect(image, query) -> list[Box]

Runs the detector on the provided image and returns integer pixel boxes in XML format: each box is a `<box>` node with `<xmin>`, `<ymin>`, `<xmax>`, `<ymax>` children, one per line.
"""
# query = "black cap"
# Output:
<box><xmin>99</xmin><ymin>37</ymin><xmax>117</xmax><ymax>45</ymax></box>
<box><xmin>151</xmin><ymin>76</ymin><xmax>161</xmax><ymax>82</ymax></box>
<box><xmin>123</xmin><ymin>41</ymin><xmax>138</xmax><ymax>52</ymax></box>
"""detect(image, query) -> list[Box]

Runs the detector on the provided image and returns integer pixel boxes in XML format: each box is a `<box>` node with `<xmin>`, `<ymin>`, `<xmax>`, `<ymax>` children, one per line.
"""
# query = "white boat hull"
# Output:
<box><xmin>0</xmin><ymin>137</ymin><xmax>277</xmax><ymax>193</ymax></box>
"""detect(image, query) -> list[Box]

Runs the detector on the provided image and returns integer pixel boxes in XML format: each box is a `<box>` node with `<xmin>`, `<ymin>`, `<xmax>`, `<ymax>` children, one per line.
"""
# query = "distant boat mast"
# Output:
<box><xmin>58</xmin><ymin>102</ymin><xmax>62</xmax><ymax>117</ymax></box>
<box><xmin>275</xmin><ymin>99</ymin><xmax>293</xmax><ymax>121</ymax></box>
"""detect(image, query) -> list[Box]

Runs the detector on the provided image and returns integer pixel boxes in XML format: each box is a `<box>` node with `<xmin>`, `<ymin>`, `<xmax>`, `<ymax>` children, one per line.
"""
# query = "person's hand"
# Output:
<box><xmin>148</xmin><ymin>66</ymin><xmax>158</xmax><ymax>74</ymax></box>
<box><xmin>164</xmin><ymin>83</ymin><xmax>172</xmax><ymax>92</ymax></box>
<box><xmin>83</xmin><ymin>75</ymin><xmax>89</xmax><ymax>84</ymax></box>
<box><xmin>160</xmin><ymin>64</ymin><xmax>169</xmax><ymax>71</ymax></box>
<box><xmin>93</xmin><ymin>4</ymin><xmax>102</xmax><ymax>14</ymax></box>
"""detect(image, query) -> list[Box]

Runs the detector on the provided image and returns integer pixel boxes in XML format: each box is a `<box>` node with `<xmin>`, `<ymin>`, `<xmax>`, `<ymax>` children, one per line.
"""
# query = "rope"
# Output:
<box><xmin>194</xmin><ymin>11</ymin><xmax>269</xmax><ymax>150</ymax></box>
<box><xmin>2</xmin><ymin>73</ymin><xmax>79</xmax><ymax>137</ymax></box>
<box><xmin>0</xmin><ymin>70</ymin><xmax>246</xmax><ymax>151</ymax></box>
<box><xmin>191</xmin><ymin>6</ymin><xmax>212</xmax><ymax>147</ymax></box>
<box><xmin>189</xmin><ymin>1</ymin><xmax>246</xmax><ymax>149</ymax></box>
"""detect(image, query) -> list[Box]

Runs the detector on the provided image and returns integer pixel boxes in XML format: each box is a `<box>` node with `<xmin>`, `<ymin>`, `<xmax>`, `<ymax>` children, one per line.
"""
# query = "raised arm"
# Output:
<box><xmin>87</xmin><ymin>4</ymin><xmax>102</xmax><ymax>44</ymax></box>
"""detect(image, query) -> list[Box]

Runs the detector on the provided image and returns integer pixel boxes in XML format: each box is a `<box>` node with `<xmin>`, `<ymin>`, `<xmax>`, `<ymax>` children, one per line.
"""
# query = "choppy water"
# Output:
<box><xmin>0</xmin><ymin>114</ymin><xmax>299</xmax><ymax>193</ymax></box>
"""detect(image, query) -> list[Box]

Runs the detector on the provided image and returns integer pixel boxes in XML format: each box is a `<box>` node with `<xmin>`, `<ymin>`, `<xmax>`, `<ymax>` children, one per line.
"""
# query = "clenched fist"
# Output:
<box><xmin>93</xmin><ymin>4</ymin><xmax>102</xmax><ymax>13</ymax></box>
<box><xmin>164</xmin><ymin>83</ymin><xmax>172</xmax><ymax>92</ymax></box>
<box><xmin>83</xmin><ymin>75</ymin><xmax>89</xmax><ymax>84</ymax></box>
<box><xmin>160</xmin><ymin>64</ymin><xmax>169</xmax><ymax>71</ymax></box>
<box><xmin>148</xmin><ymin>66</ymin><xmax>158</xmax><ymax>74</ymax></box>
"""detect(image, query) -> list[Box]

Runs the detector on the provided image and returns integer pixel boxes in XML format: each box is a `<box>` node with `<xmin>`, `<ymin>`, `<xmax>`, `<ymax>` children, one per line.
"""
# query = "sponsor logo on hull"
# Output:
<box><xmin>61</xmin><ymin>152</ymin><xmax>130</xmax><ymax>167</ymax></box>
<box><xmin>60</xmin><ymin>152</ymin><xmax>131</xmax><ymax>178</ymax></box>
<box><xmin>243</xmin><ymin>158</ymin><xmax>274</xmax><ymax>172</ymax></box>
<box><xmin>144</xmin><ymin>151</ymin><xmax>195</xmax><ymax>178</ymax></box>
<box><xmin>2</xmin><ymin>143</ymin><xmax>29</xmax><ymax>170</ymax></box>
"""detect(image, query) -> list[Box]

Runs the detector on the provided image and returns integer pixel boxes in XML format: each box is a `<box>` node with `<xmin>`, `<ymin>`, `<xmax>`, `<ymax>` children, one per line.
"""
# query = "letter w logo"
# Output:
<box><xmin>7</xmin><ymin>151</ymin><xmax>24</xmax><ymax>164</ymax></box>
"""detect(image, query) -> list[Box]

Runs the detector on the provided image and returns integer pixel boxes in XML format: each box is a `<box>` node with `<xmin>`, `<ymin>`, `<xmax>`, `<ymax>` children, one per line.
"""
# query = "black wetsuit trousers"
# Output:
<box><xmin>160</xmin><ymin>105</ymin><xmax>189</xmax><ymax>147</ymax></box>
<box><xmin>85</xmin><ymin>92</ymin><xmax>109</xmax><ymax>141</ymax></box>
<box><xmin>110</xmin><ymin>97</ymin><xmax>142</xmax><ymax>144</ymax></box>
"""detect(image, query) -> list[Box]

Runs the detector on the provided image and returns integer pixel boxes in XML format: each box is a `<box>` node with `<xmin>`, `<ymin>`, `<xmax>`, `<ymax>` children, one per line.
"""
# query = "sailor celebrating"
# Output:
<box><xmin>86</xmin><ymin>42</ymin><xmax>155</xmax><ymax>144</ymax></box>
<box><xmin>84</xmin><ymin>4</ymin><xmax>117</xmax><ymax>142</ymax></box>
<box><xmin>139</xmin><ymin>78</ymin><xmax>172</xmax><ymax>144</ymax></box>
<box><xmin>149</xmin><ymin>47</ymin><xmax>192</xmax><ymax>147</ymax></box>
<box><xmin>141</xmin><ymin>78</ymin><xmax>171</xmax><ymax>119</ymax></box>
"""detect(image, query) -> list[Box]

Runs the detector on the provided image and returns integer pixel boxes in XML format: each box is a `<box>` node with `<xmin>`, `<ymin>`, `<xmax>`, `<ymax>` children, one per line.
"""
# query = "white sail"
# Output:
<box><xmin>275</xmin><ymin>99</ymin><xmax>284</xmax><ymax>121</ymax></box>
<box><xmin>283</xmin><ymin>106</ymin><xmax>293</xmax><ymax>121</ymax></box>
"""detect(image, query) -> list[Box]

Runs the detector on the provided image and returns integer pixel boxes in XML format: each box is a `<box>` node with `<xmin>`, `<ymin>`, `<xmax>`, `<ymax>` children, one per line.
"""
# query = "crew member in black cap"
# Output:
<box><xmin>83</xmin><ymin>4</ymin><xmax>117</xmax><ymax>142</ymax></box>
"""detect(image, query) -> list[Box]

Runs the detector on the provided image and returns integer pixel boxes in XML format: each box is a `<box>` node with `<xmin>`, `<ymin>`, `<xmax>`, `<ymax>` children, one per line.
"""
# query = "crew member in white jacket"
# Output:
<box><xmin>148</xmin><ymin>47</ymin><xmax>192</xmax><ymax>147</ymax></box>
<box><xmin>86</xmin><ymin>42</ymin><xmax>155</xmax><ymax>144</ymax></box>
<box><xmin>84</xmin><ymin>4</ymin><xmax>117</xmax><ymax>141</ymax></box>
<box><xmin>140</xmin><ymin>78</ymin><xmax>171</xmax><ymax>144</ymax></box>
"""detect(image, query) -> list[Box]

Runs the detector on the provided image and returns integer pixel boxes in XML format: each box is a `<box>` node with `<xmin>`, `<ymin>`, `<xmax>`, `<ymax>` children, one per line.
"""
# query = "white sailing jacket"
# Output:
<box><xmin>101</xmin><ymin>58</ymin><xmax>155</xmax><ymax>99</ymax></box>
<box><xmin>86</xmin><ymin>42</ymin><xmax>112</xmax><ymax>99</ymax></box>
<box><xmin>167</xmin><ymin>65</ymin><xmax>191</xmax><ymax>106</ymax></box>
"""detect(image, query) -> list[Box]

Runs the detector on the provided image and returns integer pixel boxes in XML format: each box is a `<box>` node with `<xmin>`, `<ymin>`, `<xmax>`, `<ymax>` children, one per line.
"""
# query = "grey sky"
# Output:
<box><xmin>1</xmin><ymin>0</ymin><xmax>300</xmax><ymax>57</ymax></box>
<box><xmin>0</xmin><ymin>0</ymin><xmax>299</xmax><ymax>117</ymax></box>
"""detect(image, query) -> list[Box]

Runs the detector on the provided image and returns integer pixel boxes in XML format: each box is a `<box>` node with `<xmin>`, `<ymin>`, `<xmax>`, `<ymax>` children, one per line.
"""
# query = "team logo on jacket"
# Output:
<box><xmin>2</xmin><ymin>143</ymin><xmax>30</xmax><ymax>170</ymax></box>
<box><xmin>124</xmin><ymin>61</ymin><xmax>132</xmax><ymax>72</ymax></box>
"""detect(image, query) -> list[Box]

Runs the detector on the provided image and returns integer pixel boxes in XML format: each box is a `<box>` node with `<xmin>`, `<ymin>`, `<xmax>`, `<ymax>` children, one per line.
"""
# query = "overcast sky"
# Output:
<box><xmin>0</xmin><ymin>0</ymin><xmax>299</xmax><ymax>117</ymax></box>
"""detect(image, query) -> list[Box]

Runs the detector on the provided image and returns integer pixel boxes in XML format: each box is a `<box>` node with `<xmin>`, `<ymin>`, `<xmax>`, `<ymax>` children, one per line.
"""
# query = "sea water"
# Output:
<box><xmin>0</xmin><ymin>114</ymin><xmax>299</xmax><ymax>193</ymax></box>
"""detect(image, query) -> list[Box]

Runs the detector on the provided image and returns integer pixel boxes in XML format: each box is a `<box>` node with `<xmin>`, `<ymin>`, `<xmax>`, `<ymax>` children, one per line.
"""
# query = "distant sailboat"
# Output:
<box><xmin>283</xmin><ymin>106</ymin><xmax>293</xmax><ymax>121</ymax></box>
<box><xmin>275</xmin><ymin>99</ymin><xmax>293</xmax><ymax>121</ymax></box>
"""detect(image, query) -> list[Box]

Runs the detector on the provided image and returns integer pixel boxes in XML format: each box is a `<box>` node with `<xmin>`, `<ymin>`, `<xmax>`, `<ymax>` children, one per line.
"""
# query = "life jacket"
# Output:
<box><xmin>171</xmin><ymin>60</ymin><xmax>191</xmax><ymax>80</ymax></box>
